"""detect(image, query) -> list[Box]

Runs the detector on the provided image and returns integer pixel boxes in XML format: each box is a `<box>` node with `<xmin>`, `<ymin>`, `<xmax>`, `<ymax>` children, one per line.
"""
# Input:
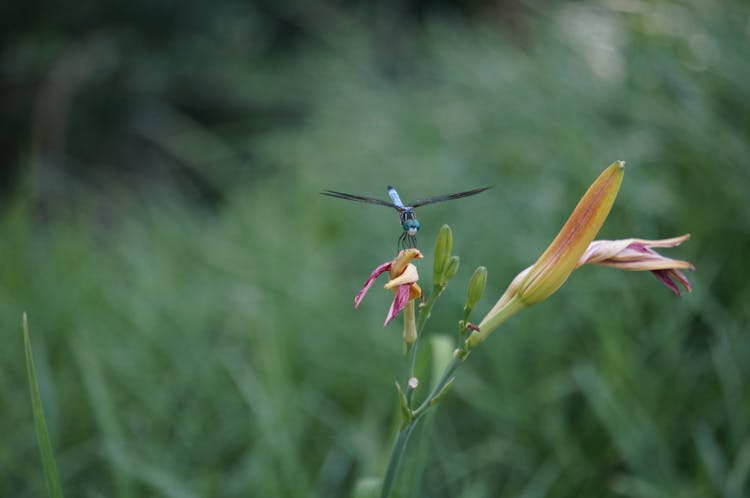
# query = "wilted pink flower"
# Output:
<box><xmin>578</xmin><ymin>235</ymin><xmax>694</xmax><ymax>294</ymax></box>
<box><xmin>355</xmin><ymin>249</ymin><xmax>423</xmax><ymax>326</ymax></box>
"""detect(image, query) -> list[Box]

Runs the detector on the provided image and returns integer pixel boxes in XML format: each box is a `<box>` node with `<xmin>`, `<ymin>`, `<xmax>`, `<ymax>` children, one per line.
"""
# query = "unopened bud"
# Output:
<box><xmin>433</xmin><ymin>225</ymin><xmax>453</xmax><ymax>285</ymax></box>
<box><xmin>465</xmin><ymin>266</ymin><xmax>487</xmax><ymax>313</ymax></box>
<box><xmin>443</xmin><ymin>256</ymin><xmax>460</xmax><ymax>281</ymax></box>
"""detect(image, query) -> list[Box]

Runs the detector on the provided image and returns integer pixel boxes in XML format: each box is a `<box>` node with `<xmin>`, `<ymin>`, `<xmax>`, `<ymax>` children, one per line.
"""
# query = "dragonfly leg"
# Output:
<box><xmin>397</xmin><ymin>232</ymin><xmax>418</xmax><ymax>250</ymax></box>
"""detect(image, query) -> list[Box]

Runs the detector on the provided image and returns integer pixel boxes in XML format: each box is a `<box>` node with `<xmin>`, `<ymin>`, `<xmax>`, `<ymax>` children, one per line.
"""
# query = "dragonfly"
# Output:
<box><xmin>321</xmin><ymin>185</ymin><xmax>491</xmax><ymax>248</ymax></box>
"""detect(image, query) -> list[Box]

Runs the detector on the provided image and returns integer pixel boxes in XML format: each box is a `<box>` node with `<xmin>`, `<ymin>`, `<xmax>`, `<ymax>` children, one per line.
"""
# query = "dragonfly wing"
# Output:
<box><xmin>321</xmin><ymin>190</ymin><xmax>396</xmax><ymax>208</ymax></box>
<box><xmin>410</xmin><ymin>186</ymin><xmax>492</xmax><ymax>208</ymax></box>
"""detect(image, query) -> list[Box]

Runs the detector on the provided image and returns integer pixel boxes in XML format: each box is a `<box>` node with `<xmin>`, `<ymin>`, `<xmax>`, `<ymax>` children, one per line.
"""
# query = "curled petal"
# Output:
<box><xmin>355</xmin><ymin>250</ymin><xmax>424</xmax><ymax>326</ymax></box>
<box><xmin>653</xmin><ymin>269</ymin><xmax>693</xmax><ymax>295</ymax></box>
<box><xmin>408</xmin><ymin>282</ymin><xmax>422</xmax><ymax>301</ymax></box>
<box><xmin>355</xmin><ymin>261</ymin><xmax>391</xmax><ymax>308</ymax></box>
<box><xmin>580</xmin><ymin>235</ymin><xmax>692</xmax><ymax>269</ymax></box>
<box><xmin>385</xmin><ymin>284</ymin><xmax>413</xmax><ymax>326</ymax></box>
<box><xmin>384</xmin><ymin>264</ymin><xmax>419</xmax><ymax>289</ymax></box>
<box><xmin>389</xmin><ymin>248</ymin><xmax>423</xmax><ymax>279</ymax></box>
<box><xmin>578</xmin><ymin>235</ymin><xmax>694</xmax><ymax>295</ymax></box>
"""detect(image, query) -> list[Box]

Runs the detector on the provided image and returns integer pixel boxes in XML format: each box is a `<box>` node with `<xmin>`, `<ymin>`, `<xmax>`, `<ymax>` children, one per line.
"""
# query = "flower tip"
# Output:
<box><xmin>653</xmin><ymin>268</ymin><xmax>693</xmax><ymax>296</ymax></box>
<box><xmin>399</xmin><ymin>248</ymin><xmax>424</xmax><ymax>259</ymax></box>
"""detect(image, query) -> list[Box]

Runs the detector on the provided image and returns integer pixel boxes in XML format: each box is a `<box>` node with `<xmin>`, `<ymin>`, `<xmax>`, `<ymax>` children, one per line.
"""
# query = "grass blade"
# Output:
<box><xmin>23</xmin><ymin>313</ymin><xmax>64</xmax><ymax>498</ymax></box>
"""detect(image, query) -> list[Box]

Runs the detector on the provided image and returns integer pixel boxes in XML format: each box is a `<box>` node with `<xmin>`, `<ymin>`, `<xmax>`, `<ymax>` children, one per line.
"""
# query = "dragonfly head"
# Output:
<box><xmin>400</xmin><ymin>210</ymin><xmax>420</xmax><ymax>235</ymax></box>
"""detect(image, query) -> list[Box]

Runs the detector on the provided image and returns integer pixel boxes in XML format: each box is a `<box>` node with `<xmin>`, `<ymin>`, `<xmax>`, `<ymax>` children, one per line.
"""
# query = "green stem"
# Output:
<box><xmin>404</xmin><ymin>287</ymin><xmax>443</xmax><ymax>406</ymax></box>
<box><xmin>414</xmin><ymin>355</ymin><xmax>462</xmax><ymax>417</ymax></box>
<box><xmin>381</xmin><ymin>283</ymin><xmax>457</xmax><ymax>498</ymax></box>
<box><xmin>379</xmin><ymin>422</ymin><xmax>417</xmax><ymax>498</ymax></box>
<box><xmin>380</xmin><ymin>354</ymin><xmax>465</xmax><ymax>498</ymax></box>
<box><xmin>403</xmin><ymin>342</ymin><xmax>419</xmax><ymax>406</ymax></box>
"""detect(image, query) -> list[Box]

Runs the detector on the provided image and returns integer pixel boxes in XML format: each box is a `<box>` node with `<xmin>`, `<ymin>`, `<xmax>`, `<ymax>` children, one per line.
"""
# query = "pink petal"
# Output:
<box><xmin>652</xmin><ymin>269</ymin><xmax>692</xmax><ymax>295</ymax></box>
<box><xmin>652</xmin><ymin>270</ymin><xmax>680</xmax><ymax>294</ymax></box>
<box><xmin>627</xmin><ymin>242</ymin><xmax>650</xmax><ymax>253</ymax></box>
<box><xmin>580</xmin><ymin>238</ymin><xmax>694</xmax><ymax>273</ymax></box>
<box><xmin>355</xmin><ymin>261</ymin><xmax>391</xmax><ymax>308</ymax></box>
<box><xmin>384</xmin><ymin>284</ymin><xmax>413</xmax><ymax>326</ymax></box>
<box><xmin>626</xmin><ymin>235</ymin><xmax>691</xmax><ymax>248</ymax></box>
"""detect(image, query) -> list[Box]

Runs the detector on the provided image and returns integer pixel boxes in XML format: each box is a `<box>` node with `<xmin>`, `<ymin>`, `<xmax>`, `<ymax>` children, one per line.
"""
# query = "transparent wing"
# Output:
<box><xmin>321</xmin><ymin>190</ymin><xmax>397</xmax><ymax>209</ymax></box>
<box><xmin>410</xmin><ymin>186</ymin><xmax>492</xmax><ymax>208</ymax></box>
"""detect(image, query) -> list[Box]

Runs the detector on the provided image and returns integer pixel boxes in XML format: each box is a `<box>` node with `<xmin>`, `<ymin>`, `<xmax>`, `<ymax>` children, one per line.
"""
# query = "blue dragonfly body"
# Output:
<box><xmin>321</xmin><ymin>185</ymin><xmax>490</xmax><ymax>248</ymax></box>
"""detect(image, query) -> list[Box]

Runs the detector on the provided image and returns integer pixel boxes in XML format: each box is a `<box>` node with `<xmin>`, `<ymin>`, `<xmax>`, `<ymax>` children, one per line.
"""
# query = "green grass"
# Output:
<box><xmin>2</xmin><ymin>1</ymin><xmax>750</xmax><ymax>497</ymax></box>
<box><xmin>23</xmin><ymin>313</ymin><xmax>64</xmax><ymax>498</ymax></box>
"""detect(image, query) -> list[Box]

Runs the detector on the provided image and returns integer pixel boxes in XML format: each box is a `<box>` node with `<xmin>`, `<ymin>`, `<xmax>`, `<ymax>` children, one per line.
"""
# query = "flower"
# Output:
<box><xmin>355</xmin><ymin>248</ymin><xmax>424</xmax><ymax>326</ymax></box>
<box><xmin>516</xmin><ymin>161</ymin><xmax>625</xmax><ymax>305</ymax></box>
<box><xmin>467</xmin><ymin>161</ymin><xmax>625</xmax><ymax>347</ymax></box>
<box><xmin>578</xmin><ymin>235</ymin><xmax>694</xmax><ymax>294</ymax></box>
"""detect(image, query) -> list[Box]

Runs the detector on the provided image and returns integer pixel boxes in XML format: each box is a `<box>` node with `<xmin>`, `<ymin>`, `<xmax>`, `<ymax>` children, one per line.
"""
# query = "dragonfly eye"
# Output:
<box><xmin>402</xmin><ymin>218</ymin><xmax>420</xmax><ymax>235</ymax></box>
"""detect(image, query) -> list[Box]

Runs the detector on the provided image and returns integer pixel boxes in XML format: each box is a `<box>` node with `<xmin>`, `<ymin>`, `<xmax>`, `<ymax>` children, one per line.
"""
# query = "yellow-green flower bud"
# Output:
<box><xmin>443</xmin><ymin>256</ymin><xmax>460</xmax><ymax>281</ymax></box>
<box><xmin>465</xmin><ymin>266</ymin><xmax>487</xmax><ymax>313</ymax></box>
<box><xmin>433</xmin><ymin>225</ymin><xmax>453</xmax><ymax>285</ymax></box>
<box><xmin>516</xmin><ymin>161</ymin><xmax>624</xmax><ymax>305</ymax></box>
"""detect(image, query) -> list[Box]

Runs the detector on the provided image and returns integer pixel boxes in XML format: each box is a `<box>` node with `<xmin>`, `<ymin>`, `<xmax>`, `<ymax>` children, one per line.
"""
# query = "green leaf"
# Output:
<box><xmin>394</xmin><ymin>381</ymin><xmax>412</xmax><ymax>423</ymax></box>
<box><xmin>23</xmin><ymin>313</ymin><xmax>64</xmax><ymax>498</ymax></box>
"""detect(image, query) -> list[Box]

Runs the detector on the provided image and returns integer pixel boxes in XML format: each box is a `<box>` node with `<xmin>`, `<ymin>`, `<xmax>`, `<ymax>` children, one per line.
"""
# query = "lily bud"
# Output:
<box><xmin>517</xmin><ymin>161</ymin><xmax>624</xmax><ymax>305</ymax></box>
<box><xmin>465</xmin><ymin>266</ymin><xmax>488</xmax><ymax>313</ymax></box>
<box><xmin>443</xmin><ymin>256</ymin><xmax>460</xmax><ymax>282</ymax></box>
<box><xmin>433</xmin><ymin>225</ymin><xmax>453</xmax><ymax>285</ymax></box>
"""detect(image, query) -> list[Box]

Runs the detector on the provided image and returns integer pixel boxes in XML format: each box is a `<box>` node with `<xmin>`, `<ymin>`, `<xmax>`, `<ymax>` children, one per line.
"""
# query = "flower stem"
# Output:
<box><xmin>380</xmin><ymin>354</ymin><xmax>465</xmax><ymax>498</ymax></box>
<box><xmin>414</xmin><ymin>355</ymin><xmax>462</xmax><ymax>417</ymax></box>
<box><xmin>382</xmin><ymin>282</ymin><xmax>456</xmax><ymax>498</ymax></box>
<box><xmin>404</xmin><ymin>288</ymin><xmax>442</xmax><ymax>406</ymax></box>
<box><xmin>379</xmin><ymin>422</ymin><xmax>417</xmax><ymax>498</ymax></box>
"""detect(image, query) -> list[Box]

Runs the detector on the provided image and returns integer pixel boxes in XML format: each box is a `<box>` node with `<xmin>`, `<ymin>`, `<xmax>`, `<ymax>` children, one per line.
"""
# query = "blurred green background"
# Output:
<box><xmin>2</xmin><ymin>0</ymin><xmax>749</xmax><ymax>496</ymax></box>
